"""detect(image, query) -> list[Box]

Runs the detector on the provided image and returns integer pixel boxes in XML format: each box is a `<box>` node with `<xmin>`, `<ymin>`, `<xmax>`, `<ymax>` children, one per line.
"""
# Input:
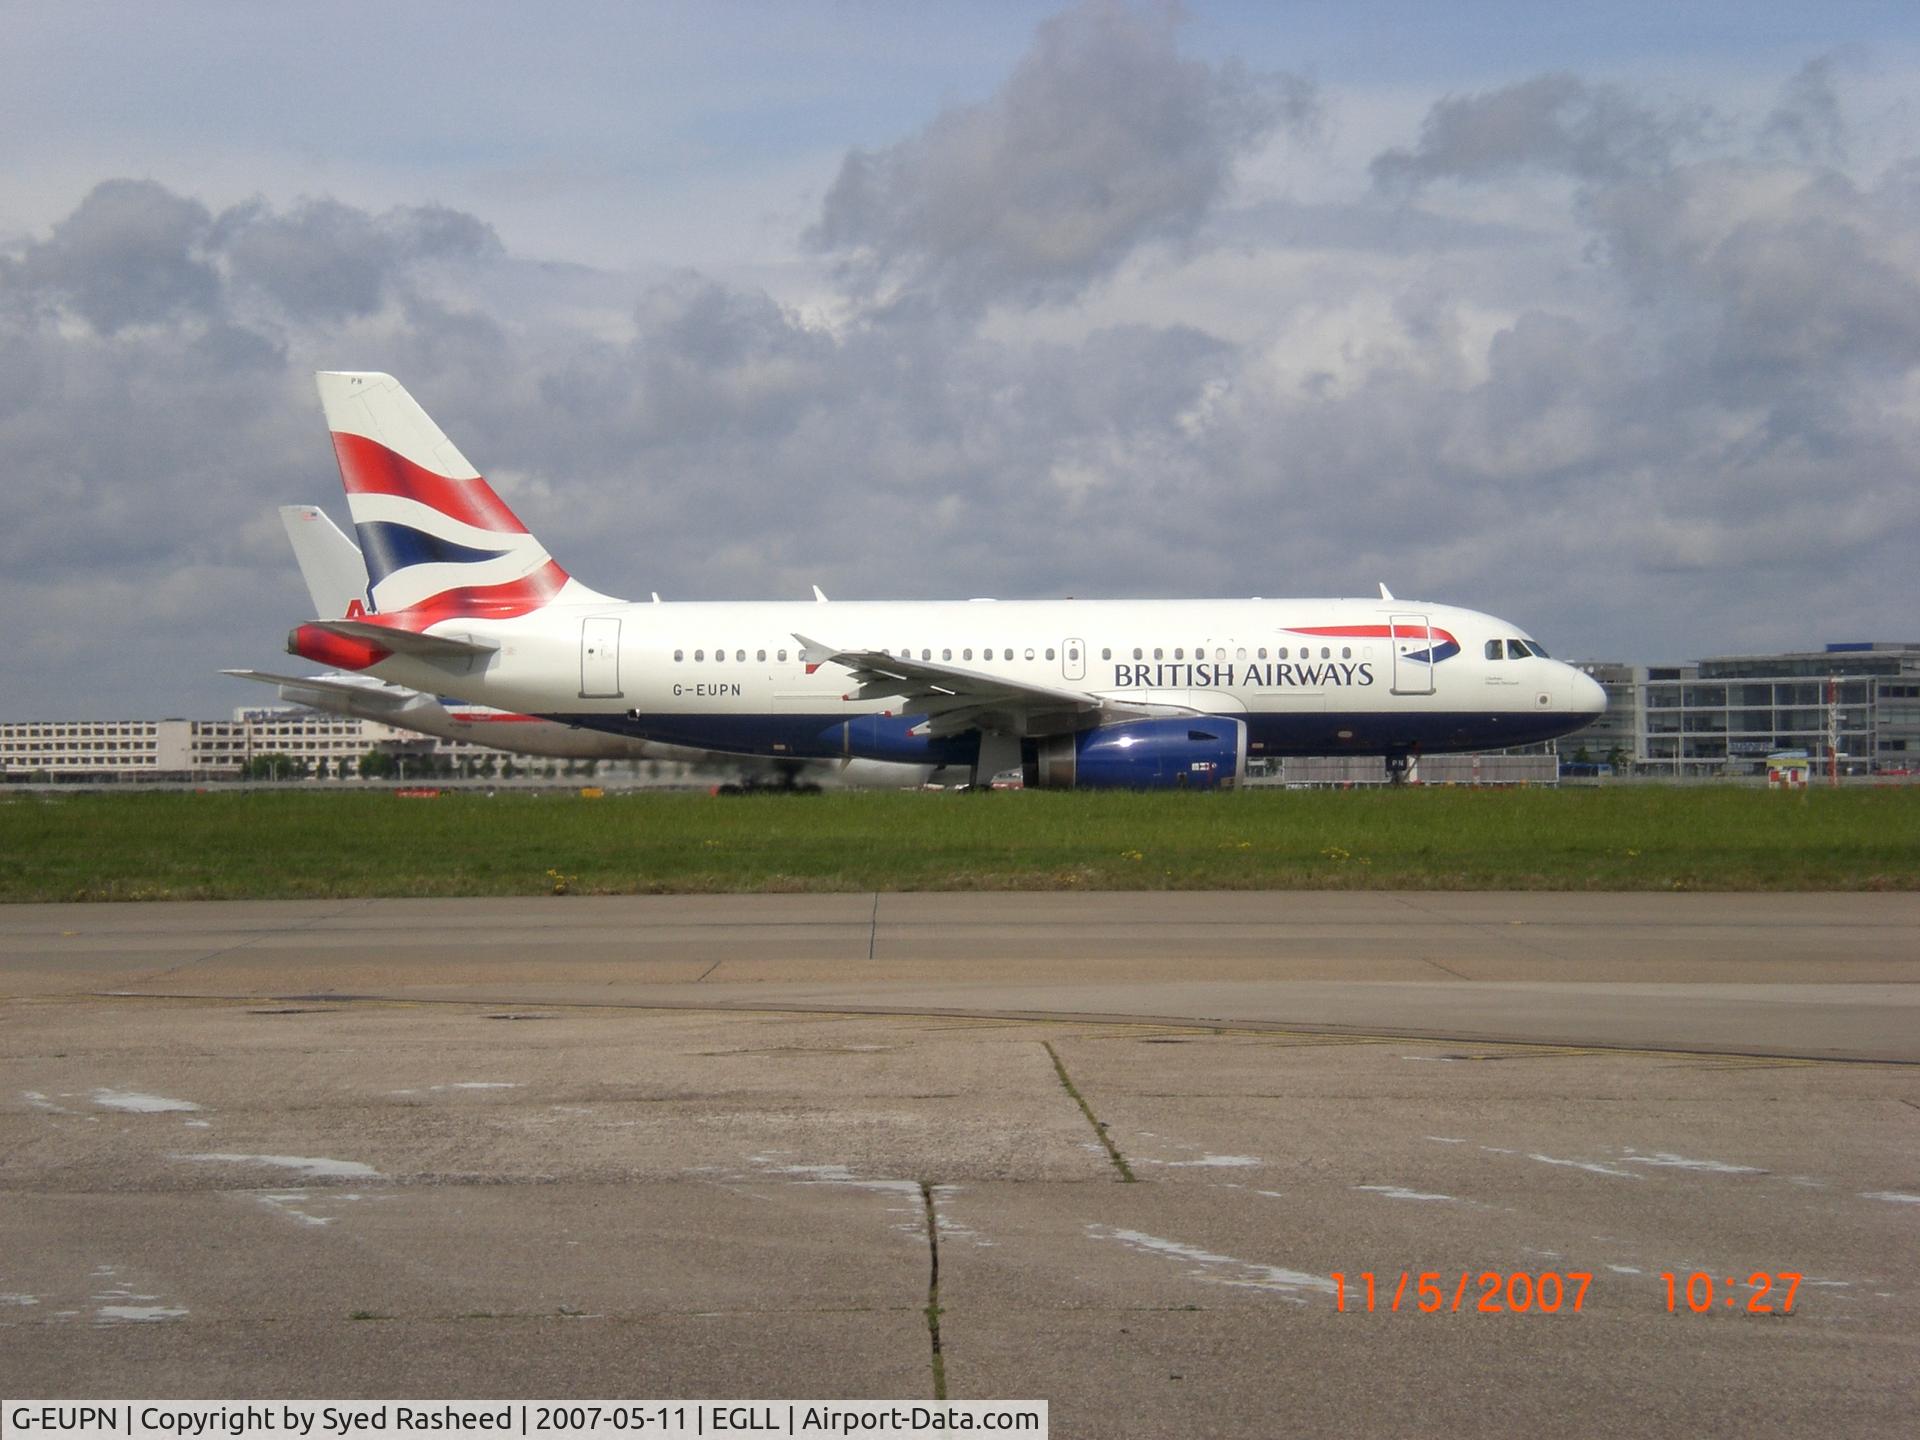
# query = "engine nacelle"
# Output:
<box><xmin>1027</xmin><ymin>716</ymin><xmax>1247</xmax><ymax>790</ymax></box>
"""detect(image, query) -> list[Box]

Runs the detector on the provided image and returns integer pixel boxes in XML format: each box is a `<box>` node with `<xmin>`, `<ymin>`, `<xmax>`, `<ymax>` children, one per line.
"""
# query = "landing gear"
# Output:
<box><xmin>714</xmin><ymin>758</ymin><xmax>823</xmax><ymax>795</ymax></box>
<box><xmin>1386</xmin><ymin>750</ymin><xmax>1420</xmax><ymax>786</ymax></box>
<box><xmin>969</xmin><ymin>731</ymin><xmax>1023</xmax><ymax>791</ymax></box>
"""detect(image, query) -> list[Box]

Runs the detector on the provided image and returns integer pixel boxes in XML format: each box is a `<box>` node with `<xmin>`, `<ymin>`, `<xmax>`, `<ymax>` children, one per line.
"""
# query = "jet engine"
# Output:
<box><xmin>1026</xmin><ymin>716</ymin><xmax>1247</xmax><ymax>790</ymax></box>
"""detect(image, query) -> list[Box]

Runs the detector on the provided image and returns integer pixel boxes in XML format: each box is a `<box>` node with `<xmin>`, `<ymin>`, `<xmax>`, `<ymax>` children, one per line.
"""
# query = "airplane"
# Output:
<box><xmin>286</xmin><ymin>372</ymin><xmax>1607</xmax><ymax>789</ymax></box>
<box><xmin>239</xmin><ymin>506</ymin><xmax>944</xmax><ymax>788</ymax></box>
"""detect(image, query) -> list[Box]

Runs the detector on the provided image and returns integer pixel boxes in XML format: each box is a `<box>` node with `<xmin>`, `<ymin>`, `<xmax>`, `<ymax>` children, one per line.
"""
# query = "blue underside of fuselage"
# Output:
<box><xmin>543</xmin><ymin>709</ymin><xmax>1591</xmax><ymax>764</ymax></box>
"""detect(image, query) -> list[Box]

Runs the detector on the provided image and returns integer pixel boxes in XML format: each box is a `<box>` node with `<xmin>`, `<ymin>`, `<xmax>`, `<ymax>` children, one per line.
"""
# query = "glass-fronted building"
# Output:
<box><xmin>1625</xmin><ymin>643</ymin><xmax>1920</xmax><ymax>777</ymax></box>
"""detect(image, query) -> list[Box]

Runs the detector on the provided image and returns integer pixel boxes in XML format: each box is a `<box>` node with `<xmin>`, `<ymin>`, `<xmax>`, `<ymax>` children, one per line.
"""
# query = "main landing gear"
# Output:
<box><xmin>1386</xmin><ymin>749</ymin><xmax>1421</xmax><ymax>785</ymax></box>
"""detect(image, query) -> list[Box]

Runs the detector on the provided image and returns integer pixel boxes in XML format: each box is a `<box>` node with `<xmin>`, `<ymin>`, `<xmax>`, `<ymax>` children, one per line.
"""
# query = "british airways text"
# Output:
<box><xmin>1111</xmin><ymin>661</ymin><xmax>1375</xmax><ymax>689</ymax></box>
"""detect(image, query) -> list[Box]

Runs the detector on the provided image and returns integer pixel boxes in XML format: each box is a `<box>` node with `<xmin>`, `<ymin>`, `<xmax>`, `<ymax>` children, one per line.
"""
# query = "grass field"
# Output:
<box><xmin>2</xmin><ymin>786</ymin><xmax>1916</xmax><ymax>900</ymax></box>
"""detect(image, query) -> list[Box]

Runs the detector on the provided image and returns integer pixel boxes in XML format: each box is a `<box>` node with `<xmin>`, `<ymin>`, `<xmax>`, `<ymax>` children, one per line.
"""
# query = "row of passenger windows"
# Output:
<box><xmin>1486</xmin><ymin>638</ymin><xmax>1550</xmax><ymax>660</ymax></box>
<box><xmin>669</xmin><ymin>643</ymin><xmax>1362</xmax><ymax>664</ymax></box>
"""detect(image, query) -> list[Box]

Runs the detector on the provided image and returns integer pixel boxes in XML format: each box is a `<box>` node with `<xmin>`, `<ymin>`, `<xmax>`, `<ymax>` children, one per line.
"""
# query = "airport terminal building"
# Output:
<box><xmin>0</xmin><ymin>710</ymin><xmax>505</xmax><ymax>783</ymax></box>
<box><xmin>1574</xmin><ymin>642</ymin><xmax>1920</xmax><ymax>778</ymax></box>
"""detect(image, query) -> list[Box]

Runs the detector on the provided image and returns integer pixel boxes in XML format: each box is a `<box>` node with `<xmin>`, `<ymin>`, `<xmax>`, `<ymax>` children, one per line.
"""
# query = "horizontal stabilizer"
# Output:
<box><xmin>222</xmin><ymin>668</ymin><xmax>416</xmax><ymax>711</ymax></box>
<box><xmin>304</xmin><ymin>619</ymin><xmax>498</xmax><ymax>660</ymax></box>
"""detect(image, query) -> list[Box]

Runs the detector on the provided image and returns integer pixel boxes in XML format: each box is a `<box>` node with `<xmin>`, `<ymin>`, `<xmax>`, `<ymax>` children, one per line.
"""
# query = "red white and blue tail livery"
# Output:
<box><xmin>287</xmin><ymin>372</ymin><xmax>1605</xmax><ymax>787</ymax></box>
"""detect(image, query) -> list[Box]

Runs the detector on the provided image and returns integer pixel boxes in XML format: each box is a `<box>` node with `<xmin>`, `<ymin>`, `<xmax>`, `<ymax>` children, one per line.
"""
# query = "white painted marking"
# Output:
<box><xmin>1622</xmin><ymin>1152</ymin><xmax>1765</xmax><ymax>1175</ymax></box>
<box><xmin>1355</xmin><ymin>1185</ymin><xmax>1453</xmax><ymax>1202</ymax></box>
<box><xmin>95</xmin><ymin>1306</ymin><xmax>187</xmax><ymax>1323</ymax></box>
<box><xmin>1161</xmin><ymin>1154</ymin><xmax>1262</xmax><ymax>1169</ymax></box>
<box><xmin>755</xmin><ymin>1162</ymin><xmax>921</xmax><ymax>1198</ymax></box>
<box><xmin>1426</xmin><ymin>1137</ymin><xmax>1466</xmax><ymax>1144</ymax></box>
<box><xmin>1086</xmin><ymin>1225</ymin><xmax>1334</xmax><ymax>1303</ymax></box>
<box><xmin>92</xmin><ymin>1090</ymin><xmax>202</xmax><ymax>1113</ymax></box>
<box><xmin>0</xmin><ymin>1293</ymin><xmax>41</xmax><ymax>1306</ymax></box>
<box><xmin>257</xmin><ymin>1191</ymin><xmax>334</xmax><ymax>1228</ymax></box>
<box><xmin>172</xmin><ymin>1153</ymin><xmax>382</xmax><ymax>1179</ymax></box>
<box><xmin>1608</xmin><ymin>1265</ymin><xmax>1643</xmax><ymax>1275</ymax></box>
<box><xmin>22</xmin><ymin>1091</ymin><xmax>71</xmax><ymax>1113</ymax></box>
<box><xmin>1862</xmin><ymin>1191</ymin><xmax>1920</xmax><ymax>1205</ymax></box>
<box><xmin>1524</xmin><ymin>1153</ymin><xmax>1641</xmax><ymax>1179</ymax></box>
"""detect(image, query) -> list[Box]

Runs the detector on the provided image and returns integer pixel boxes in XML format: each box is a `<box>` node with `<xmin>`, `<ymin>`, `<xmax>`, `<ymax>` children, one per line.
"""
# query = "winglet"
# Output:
<box><xmin>1378</xmin><ymin>582</ymin><xmax>1395</xmax><ymax>601</ymax></box>
<box><xmin>792</xmin><ymin>632</ymin><xmax>837</xmax><ymax>666</ymax></box>
<box><xmin>812</xmin><ymin>585</ymin><xmax>829</xmax><ymax>603</ymax></box>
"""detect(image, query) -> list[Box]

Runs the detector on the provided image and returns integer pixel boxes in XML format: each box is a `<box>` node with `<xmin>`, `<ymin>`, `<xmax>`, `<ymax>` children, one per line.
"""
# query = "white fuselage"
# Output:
<box><xmin>351</xmin><ymin>590</ymin><xmax>1606</xmax><ymax>768</ymax></box>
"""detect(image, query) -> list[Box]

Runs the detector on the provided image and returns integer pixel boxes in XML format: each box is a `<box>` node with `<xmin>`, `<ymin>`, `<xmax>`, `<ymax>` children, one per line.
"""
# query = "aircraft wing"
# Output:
<box><xmin>793</xmin><ymin>632</ymin><xmax>1175</xmax><ymax>739</ymax></box>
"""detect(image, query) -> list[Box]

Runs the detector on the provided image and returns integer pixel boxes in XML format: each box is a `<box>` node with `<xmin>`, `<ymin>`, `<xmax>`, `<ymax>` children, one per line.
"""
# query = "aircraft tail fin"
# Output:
<box><xmin>280</xmin><ymin>504</ymin><xmax>368</xmax><ymax>619</ymax></box>
<box><xmin>314</xmin><ymin>372</ymin><xmax>575</xmax><ymax>623</ymax></box>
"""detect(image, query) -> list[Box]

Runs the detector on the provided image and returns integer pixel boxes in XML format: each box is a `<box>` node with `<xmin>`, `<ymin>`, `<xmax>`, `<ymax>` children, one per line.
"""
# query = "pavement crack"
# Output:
<box><xmin>919</xmin><ymin>1181</ymin><xmax>947</xmax><ymax>1401</ymax></box>
<box><xmin>1044</xmin><ymin>1040</ymin><xmax>1137</xmax><ymax>1182</ymax></box>
<box><xmin>125</xmin><ymin>898</ymin><xmax>378</xmax><ymax>987</ymax></box>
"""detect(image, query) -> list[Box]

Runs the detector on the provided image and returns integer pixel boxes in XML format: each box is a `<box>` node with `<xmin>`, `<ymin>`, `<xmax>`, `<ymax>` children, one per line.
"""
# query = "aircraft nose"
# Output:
<box><xmin>1571</xmin><ymin>668</ymin><xmax>1607</xmax><ymax>716</ymax></box>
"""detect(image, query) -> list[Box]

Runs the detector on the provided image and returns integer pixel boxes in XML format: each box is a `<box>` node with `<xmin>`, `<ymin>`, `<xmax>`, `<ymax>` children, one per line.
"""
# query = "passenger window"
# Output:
<box><xmin>942</xmin><ymin>648</ymin><xmax>952</xmax><ymax>661</ymax></box>
<box><xmin>1342</xmin><ymin>647</ymin><xmax>1351</xmax><ymax>660</ymax></box>
<box><xmin>963</xmin><ymin>649</ymin><xmax>973</xmax><ymax>661</ymax></box>
<box><xmin>1320</xmin><ymin>647</ymin><xmax>1330</xmax><ymax>660</ymax></box>
<box><xmin>1004</xmin><ymin>648</ymin><xmax>1013</xmax><ymax>661</ymax></box>
<box><xmin>778</xmin><ymin>649</ymin><xmax>787</xmax><ymax>662</ymax></box>
<box><xmin>922</xmin><ymin>649</ymin><xmax>931</xmax><ymax>660</ymax></box>
<box><xmin>736</xmin><ymin>649</ymin><xmax>745</xmax><ymax>662</ymax></box>
<box><xmin>1214</xmin><ymin>647</ymin><xmax>1224</xmax><ymax>661</ymax></box>
<box><xmin>756</xmin><ymin>649</ymin><xmax>766</xmax><ymax>662</ymax></box>
<box><xmin>1132</xmin><ymin>648</ymin><xmax>1142</xmax><ymax>660</ymax></box>
<box><xmin>1277</xmin><ymin>646</ymin><xmax>1288</xmax><ymax>659</ymax></box>
<box><xmin>1257</xmin><ymin>648</ymin><xmax>1267</xmax><ymax>660</ymax></box>
<box><xmin>1174</xmin><ymin>648</ymin><xmax>1184</xmax><ymax>660</ymax></box>
<box><xmin>1485</xmin><ymin>640</ymin><xmax>1503</xmax><ymax>660</ymax></box>
<box><xmin>1045</xmin><ymin>648</ymin><xmax>1055</xmax><ymax>660</ymax></box>
<box><xmin>1235</xmin><ymin>648</ymin><xmax>1246</xmax><ymax>661</ymax></box>
<box><xmin>1025</xmin><ymin>648</ymin><xmax>1035</xmax><ymax>660</ymax></box>
<box><xmin>694</xmin><ymin>649</ymin><xmax>704</xmax><ymax>662</ymax></box>
<box><xmin>1154</xmin><ymin>648</ymin><xmax>1164</xmax><ymax>660</ymax></box>
<box><xmin>674</xmin><ymin>650</ymin><xmax>684</xmax><ymax>662</ymax></box>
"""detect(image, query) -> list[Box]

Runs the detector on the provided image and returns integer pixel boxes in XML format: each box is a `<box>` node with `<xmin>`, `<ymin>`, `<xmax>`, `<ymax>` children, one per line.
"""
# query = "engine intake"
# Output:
<box><xmin>1028</xmin><ymin>716</ymin><xmax>1247</xmax><ymax>790</ymax></box>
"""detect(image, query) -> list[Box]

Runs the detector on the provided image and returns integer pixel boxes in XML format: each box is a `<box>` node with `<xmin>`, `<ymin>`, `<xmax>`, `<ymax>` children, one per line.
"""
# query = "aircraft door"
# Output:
<box><xmin>1063</xmin><ymin>637</ymin><xmax>1086</xmax><ymax>682</ymax></box>
<box><xmin>1389</xmin><ymin>612</ymin><xmax>1436</xmax><ymax>696</ymax></box>
<box><xmin>580</xmin><ymin>617</ymin><xmax>623</xmax><ymax>698</ymax></box>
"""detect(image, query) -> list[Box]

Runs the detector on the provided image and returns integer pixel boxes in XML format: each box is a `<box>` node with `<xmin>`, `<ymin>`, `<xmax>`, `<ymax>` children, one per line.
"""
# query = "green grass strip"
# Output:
<box><xmin>1</xmin><ymin>786</ymin><xmax>1916</xmax><ymax>901</ymax></box>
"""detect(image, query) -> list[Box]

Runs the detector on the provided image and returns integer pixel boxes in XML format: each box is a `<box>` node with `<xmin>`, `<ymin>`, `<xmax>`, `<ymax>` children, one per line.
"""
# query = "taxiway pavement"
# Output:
<box><xmin>2</xmin><ymin>894</ymin><xmax>1916</xmax><ymax>1435</ymax></box>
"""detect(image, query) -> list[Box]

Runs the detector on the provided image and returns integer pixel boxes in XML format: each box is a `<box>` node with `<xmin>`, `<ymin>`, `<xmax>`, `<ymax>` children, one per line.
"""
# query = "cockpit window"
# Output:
<box><xmin>1528</xmin><ymin>641</ymin><xmax>1550</xmax><ymax>658</ymax></box>
<box><xmin>1485</xmin><ymin>639</ymin><xmax>1504</xmax><ymax>660</ymax></box>
<box><xmin>1507</xmin><ymin>638</ymin><xmax>1533</xmax><ymax>658</ymax></box>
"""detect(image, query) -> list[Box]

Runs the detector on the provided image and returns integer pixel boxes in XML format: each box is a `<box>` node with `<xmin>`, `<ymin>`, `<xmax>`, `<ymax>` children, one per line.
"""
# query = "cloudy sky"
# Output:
<box><xmin>4</xmin><ymin>0</ymin><xmax>1918</xmax><ymax>717</ymax></box>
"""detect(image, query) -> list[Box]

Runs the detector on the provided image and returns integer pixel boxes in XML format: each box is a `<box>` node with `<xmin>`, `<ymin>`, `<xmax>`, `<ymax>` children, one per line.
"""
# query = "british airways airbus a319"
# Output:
<box><xmin>284</xmin><ymin>372</ymin><xmax>1605</xmax><ymax>789</ymax></box>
